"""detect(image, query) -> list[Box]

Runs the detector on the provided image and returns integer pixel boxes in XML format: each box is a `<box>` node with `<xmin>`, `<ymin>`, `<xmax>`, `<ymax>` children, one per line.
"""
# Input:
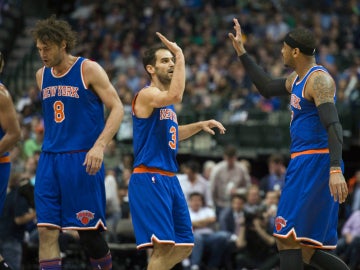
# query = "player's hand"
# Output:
<box><xmin>329</xmin><ymin>173</ymin><xmax>348</xmax><ymax>203</ymax></box>
<box><xmin>156</xmin><ymin>32</ymin><xmax>183</xmax><ymax>55</ymax></box>
<box><xmin>83</xmin><ymin>146</ymin><xmax>104</xmax><ymax>175</ymax></box>
<box><xmin>200</xmin><ymin>119</ymin><xmax>226</xmax><ymax>135</ymax></box>
<box><xmin>228</xmin><ymin>18</ymin><xmax>246</xmax><ymax>56</ymax></box>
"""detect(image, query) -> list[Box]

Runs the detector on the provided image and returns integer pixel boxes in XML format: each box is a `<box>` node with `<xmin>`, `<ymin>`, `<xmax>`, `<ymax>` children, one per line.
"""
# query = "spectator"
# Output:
<box><xmin>210</xmin><ymin>145</ymin><xmax>250</xmax><ymax>217</ymax></box>
<box><xmin>187</xmin><ymin>192</ymin><xmax>230</xmax><ymax>270</ymax></box>
<box><xmin>0</xmin><ymin>173</ymin><xmax>36</xmax><ymax>270</ymax></box>
<box><xmin>201</xmin><ymin>160</ymin><xmax>215</xmax><ymax>181</ymax></box>
<box><xmin>23</xmin><ymin>120</ymin><xmax>43</xmax><ymax>159</ymax></box>
<box><xmin>104</xmin><ymin>170</ymin><xmax>121</xmax><ymax>242</ymax></box>
<box><xmin>336</xmin><ymin>210</ymin><xmax>360</xmax><ymax>270</ymax></box>
<box><xmin>244</xmin><ymin>185</ymin><xmax>263</xmax><ymax>215</ymax></box>
<box><xmin>218</xmin><ymin>193</ymin><xmax>247</xmax><ymax>270</ymax></box>
<box><xmin>239</xmin><ymin>158</ymin><xmax>259</xmax><ymax>186</ymax></box>
<box><xmin>235</xmin><ymin>204</ymin><xmax>279</xmax><ymax>270</ymax></box>
<box><xmin>347</xmin><ymin>169</ymin><xmax>360</xmax><ymax>213</ymax></box>
<box><xmin>178</xmin><ymin>160</ymin><xmax>213</xmax><ymax>207</ymax></box>
<box><xmin>259</xmin><ymin>153</ymin><xmax>286</xmax><ymax>197</ymax></box>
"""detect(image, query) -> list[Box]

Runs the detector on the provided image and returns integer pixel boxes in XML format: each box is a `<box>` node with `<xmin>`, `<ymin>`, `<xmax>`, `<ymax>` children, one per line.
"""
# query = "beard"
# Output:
<box><xmin>155</xmin><ymin>68</ymin><xmax>172</xmax><ymax>85</ymax></box>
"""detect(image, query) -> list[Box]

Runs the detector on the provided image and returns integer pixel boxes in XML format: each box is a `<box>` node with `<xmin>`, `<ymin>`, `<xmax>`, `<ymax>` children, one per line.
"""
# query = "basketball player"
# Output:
<box><xmin>0</xmin><ymin>52</ymin><xmax>21</xmax><ymax>270</ymax></box>
<box><xmin>128</xmin><ymin>32</ymin><xmax>226</xmax><ymax>270</ymax></box>
<box><xmin>229</xmin><ymin>18</ymin><xmax>349</xmax><ymax>270</ymax></box>
<box><xmin>31</xmin><ymin>15</ymin><xmax>124</xmax><ymax>270</ymax></box>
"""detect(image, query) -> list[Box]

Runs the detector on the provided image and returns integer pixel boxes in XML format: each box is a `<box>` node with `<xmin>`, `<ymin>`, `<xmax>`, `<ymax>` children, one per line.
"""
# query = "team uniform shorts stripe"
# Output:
<box><xmin>273</xmin><ymin>153</ymin><xmax>341</xmax><ymax>248</ymax></box>
<box><xmin>129</xmin><ymin>172</ymin><xmax>194</xmax><ymax>249</ymax></box>
<box><xmin>35</xmin><ymin>151</ymin><xmax>107</xmax><ymax>230</ymax></box>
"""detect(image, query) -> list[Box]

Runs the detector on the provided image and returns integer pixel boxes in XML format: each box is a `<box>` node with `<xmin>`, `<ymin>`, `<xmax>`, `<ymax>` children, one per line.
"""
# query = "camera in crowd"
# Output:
<box><xmin>244</xmin><ymin>204</ymin><xmax>267</xmax><ymax>225</ymax></box>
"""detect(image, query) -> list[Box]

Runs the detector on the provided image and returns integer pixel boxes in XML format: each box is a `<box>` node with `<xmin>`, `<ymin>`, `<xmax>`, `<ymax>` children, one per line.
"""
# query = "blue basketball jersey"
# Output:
<box><xmin>132</xmin><ymin>94</ymin><xmax>179</xmax><ymax>173</ymax></box>
<box><xmin>289</xmin><ymin>65</ymin><xmax>334</xmax><ymax>153</ymax></box>
<box><xmin>274</xmin><ymin>66</ymin><xmax>341</xmax><ymax>248</ymax></box>
<box><xmin>40</xmin><ymin>57</ymin><xmax>104</xmax><ymax>152</ymax></box>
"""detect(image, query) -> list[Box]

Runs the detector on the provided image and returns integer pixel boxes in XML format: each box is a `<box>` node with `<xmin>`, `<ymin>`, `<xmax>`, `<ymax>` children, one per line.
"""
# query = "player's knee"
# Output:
<box><xmin>78</xmin><ymin>230</ymin><xmax>109</xmax><ymax>259</ymax></box>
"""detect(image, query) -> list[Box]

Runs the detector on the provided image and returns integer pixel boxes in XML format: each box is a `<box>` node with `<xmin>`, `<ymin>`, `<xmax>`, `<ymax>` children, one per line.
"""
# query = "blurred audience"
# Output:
<box><xmin>178</xmin><ymin>160</ymin><xmax>213</xmax><ymax>208</ymax></box>
<box><xmin>210</xmin><ymin>145</ymin><xmax>251</xmax><ymax>217</ymax></box>
<box><xmin>187</xmin><ymin>192</ymin><xmax>230</xmax><ymax>270</ymax></box>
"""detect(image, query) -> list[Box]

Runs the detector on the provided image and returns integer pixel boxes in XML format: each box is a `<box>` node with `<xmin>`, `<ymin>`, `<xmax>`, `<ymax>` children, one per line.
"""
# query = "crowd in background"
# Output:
<box><xmin>1</xmin><ymin>0</ymin><xmax>360</xmax><ymax>269</ymax></box>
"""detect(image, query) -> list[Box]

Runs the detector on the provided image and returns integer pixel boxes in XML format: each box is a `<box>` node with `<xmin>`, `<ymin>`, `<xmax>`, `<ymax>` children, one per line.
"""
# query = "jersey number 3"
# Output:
<box><xmin>54</xmin><ymin>100</ymin><xmax>65</xmax><ymax>123</ymax></box>
<box><xmin>169</xmin><ymin>125</ymin><xmax>177</xmax><ymax>150</ymax></box>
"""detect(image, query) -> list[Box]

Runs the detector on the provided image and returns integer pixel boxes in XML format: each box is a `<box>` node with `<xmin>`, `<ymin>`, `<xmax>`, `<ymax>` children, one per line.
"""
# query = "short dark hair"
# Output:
<box><xmin>231</xmin><ymin>193</ymin><xmax>246</xmax><ymax>202</ymax></box>
<box><xmin>186</xmin><ymin>160</ymin><xmax>200</xmax><ymax>173</ymax></box>
<box><xmin>188</xmin><ymin>192</ymin><xmax>205</xmax><ymax>205</ymax></box>
<box><xmin>142</xmin><ymin>44</ymin><xmax>169</xmax><ymax>76</ymax></box>
<box><xmin>268</xmin><ymin>153</ymin><xmax>284</xmax><ymax>164</ymax></box>
<box><xmin>287</xmin><ymin>27</ymin><xmax>316</xmax><ymax>54</ymax></box>
<box><xmin>224</xmin><ymin>144</ymin><xmax>237</xmax><ymax>158</ymax></box>
<box><xmin>31</xmin><ymin>14</ymin><xmax>77</xmax><ymax>53</ymax></box>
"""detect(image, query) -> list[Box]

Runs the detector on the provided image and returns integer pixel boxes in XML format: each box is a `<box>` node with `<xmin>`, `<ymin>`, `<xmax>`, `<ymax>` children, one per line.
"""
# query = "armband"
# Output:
<box><xmin>239</xmin><ymin>53</ymin><xmax>288</xmax><ymax>98</ymax></box>
<box><xmin>317</xmin><ymin>102</ymin><xmax>343</xmax><ymax>167</ymax></box>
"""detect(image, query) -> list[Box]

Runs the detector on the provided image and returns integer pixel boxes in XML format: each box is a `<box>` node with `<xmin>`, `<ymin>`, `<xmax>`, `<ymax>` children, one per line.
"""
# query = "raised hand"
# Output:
<box><xmin>156</xmin><ymin>32</ymin><xmax>183</xmax><ymax>55</ymax></box>
<box><xmin>228</xmin><ymin>18</ymin><xmax>246</xmax><ymax>56</ymax></box>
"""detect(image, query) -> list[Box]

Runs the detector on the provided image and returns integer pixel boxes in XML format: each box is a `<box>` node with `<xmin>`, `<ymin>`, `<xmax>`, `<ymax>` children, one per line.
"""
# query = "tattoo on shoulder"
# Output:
<box><xmin>312</xmin><ymin>73</ymin><xmax>334</xmax><ymax>104</ymax></box>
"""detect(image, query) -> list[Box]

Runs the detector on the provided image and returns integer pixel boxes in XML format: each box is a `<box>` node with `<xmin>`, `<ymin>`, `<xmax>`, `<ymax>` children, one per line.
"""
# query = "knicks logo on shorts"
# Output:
<box><xmin>275</xmin><ymin>216</ymin><xmax>287</xmax><ymax>232</ymax></box>
<box><xmin>76</xmin><ymin>210</ymin><xmax>95</xmax><ymax>225</ymax></box>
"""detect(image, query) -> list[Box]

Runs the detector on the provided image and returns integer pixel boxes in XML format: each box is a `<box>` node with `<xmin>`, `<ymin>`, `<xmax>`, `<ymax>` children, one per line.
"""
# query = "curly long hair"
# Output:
<box><xmin>31</xmin><ymin>14</ymin><xmax>77</xmax><ymax>53</ymax></box>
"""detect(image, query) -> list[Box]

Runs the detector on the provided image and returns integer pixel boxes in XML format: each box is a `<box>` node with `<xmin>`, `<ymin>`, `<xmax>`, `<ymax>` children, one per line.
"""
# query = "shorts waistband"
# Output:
<box><xmin>291</xmin><ymin>148</ymin><xmax>329</xmax><ymax>159</ymax></box>
<box><xmin>133</xmin><ymin>165</ymin><xmax>175</xmax><ymax>176</ymax></box>
<box><xmin>0</xmin><ymin>156</ymin><xmax>10</xmax><ymax>163</ymax></box>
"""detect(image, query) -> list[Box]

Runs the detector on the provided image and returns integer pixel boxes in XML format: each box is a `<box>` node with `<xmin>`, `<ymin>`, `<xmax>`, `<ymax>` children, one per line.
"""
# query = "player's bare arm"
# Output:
<box><xmin>35</xmin><ymin>68</ymin><xmax>43</xmax><ymax>91</ymax></box>
<box><xmin>135</xmin><ymin>33</ymin><xmax>186</xmax><ymax>118</ymax></box>
<box><xmin>82</xmin><ymin>60</ymin><xmax>124</xmax><ymax>175</ymax></box>
<box><xmin>0</xmin><ymin>85</ymin><xmax>21</xmax><ymax>155</ymax></box>
<box><xmin>308</xmin><ymin>71</ymin><xmax>348</xmax><ymax>203</ymax></box>
<box><xmin>178</xmin><ymin>120</ymin><xmax>226</xmax><ymax>141</ymax></box>
<box><xmin>285</xmin><ymin>72</ymin><xmax>297</xmax><ymax>93</ymax></box>
<box><xmin>307</xmin><ymin>71</ymin><xmax>335</xmax><ymax>106</ymax></box>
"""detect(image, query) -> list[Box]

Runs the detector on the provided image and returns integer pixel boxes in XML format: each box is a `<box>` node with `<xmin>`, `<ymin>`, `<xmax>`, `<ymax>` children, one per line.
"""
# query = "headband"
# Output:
<box><xmin>284</xmin><ymin>33</ymin><xmax>315</xmax><ymax>56</ymax></box>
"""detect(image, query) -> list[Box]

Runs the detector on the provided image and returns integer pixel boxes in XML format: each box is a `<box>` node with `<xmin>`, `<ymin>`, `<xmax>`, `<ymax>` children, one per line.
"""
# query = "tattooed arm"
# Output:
<box><xmin>306</xmin><ymin>71</ymin><xmax>348</xmax><ymax>203</ymax></box>
<box><xmin>306</xmin><ymin>71</ymin><xmax>336</xmax><ymax>106</ymax></box>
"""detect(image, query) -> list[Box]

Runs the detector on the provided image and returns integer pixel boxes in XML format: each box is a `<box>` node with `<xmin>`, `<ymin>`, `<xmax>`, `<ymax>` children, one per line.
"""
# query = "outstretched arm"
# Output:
<box><xmin>228</xmin><ymin>18</ymin><xmax>289</xmax><ymax>98</ymax></box>
<box><xmin>178</xmin><ymin>119</ymin><xmax>225</xmax><ymax>141</ymax></box>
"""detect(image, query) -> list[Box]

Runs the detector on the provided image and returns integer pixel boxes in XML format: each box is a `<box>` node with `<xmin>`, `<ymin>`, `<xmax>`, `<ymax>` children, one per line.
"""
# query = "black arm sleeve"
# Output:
<box><xmin>239</xmin><ymin>53</ymin><xmax>289</xmax><ymax>98</ymax></box>
<box><xmin>317</xmin><ymin>102</ymin><xmax>343</xmax><ymax>167</ymax></box>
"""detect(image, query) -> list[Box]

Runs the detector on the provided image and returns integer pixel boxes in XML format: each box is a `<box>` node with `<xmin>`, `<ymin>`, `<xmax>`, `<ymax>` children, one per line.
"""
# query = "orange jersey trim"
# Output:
<box><xmin>291</xmin><ymin>148</ymin><xmax>329</xmax><ymax>159</ymax></box>
<box><xmin>137</xmin><ymin>234</ymin><xmax>194</xmax><ymax>250</ymax></box>
<box><xmin>133</xmin><ymin>165</ymin><xmax>175</xmax><ymax>177</ymax></box>
<box><xmin>0</xmin><ymin>156</ymin><xmax>10</xmax><ymax>163</ymax></box>
<box><xmin>273</xmin><ymin>230</ymin><xmax>336</xmax><ymax>250</ymax></box>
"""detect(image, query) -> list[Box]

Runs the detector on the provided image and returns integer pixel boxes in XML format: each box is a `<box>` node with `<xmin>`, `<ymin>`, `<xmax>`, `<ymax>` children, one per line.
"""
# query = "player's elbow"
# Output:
<box><xmin>171</xmin><ymin>93</ymin><xmax>183</xmax><ymax>103</ymax></box>
<box><xmin>9</xmin><ymin>130</ymin><xmax>21</xmax><ymax>146</ymax></box>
